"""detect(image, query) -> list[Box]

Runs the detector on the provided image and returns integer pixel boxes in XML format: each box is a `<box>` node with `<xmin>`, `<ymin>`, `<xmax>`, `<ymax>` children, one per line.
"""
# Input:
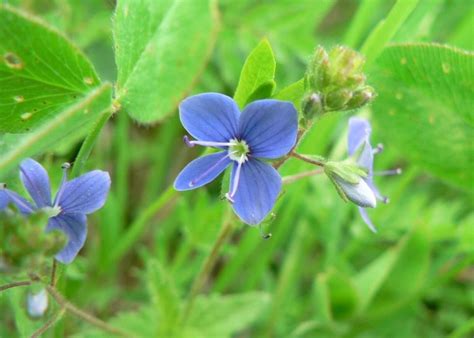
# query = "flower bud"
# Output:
<box><xmin>324</xmin><ymin>161</ymin><xmax>376</xmax><ymax>208</ymax></box>
<box><xmin>304</xmin><ymin>45</ymin><xmax>374</xmax><ymax>114</ymax></box>
<box><xmin>346</xmin><ymin>86</ymin><xmax>376</xmax><ymax>110</ymax></box>
<box><xmin>27</xmin><ymin>288</ymin><xmax>48</xmax><ymax>318</ymax></box>
<box><xmin>302</xmin><ymin>92</ymin><xmax>323</xmax><ymax>120</ymax></box>
<box><xmin>331</xmin><ymin>174</ymin><xmax>376</xmax><ymax>208</ymax></box>
<box><xmin>325</xmin><ymin>89</ymin><xmax>353</xmax><ymax>111</ymax></box>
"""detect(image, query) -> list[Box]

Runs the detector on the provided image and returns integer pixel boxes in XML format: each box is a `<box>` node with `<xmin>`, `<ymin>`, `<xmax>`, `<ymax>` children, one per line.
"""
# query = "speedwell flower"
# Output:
<box><xmin>0</xmin><ymin>159</ymin><xmax>110</xmax><ymax>263</ymax></box>
<box><xmin>174</xmin><ymin>93</ymin><xmax>298</xmax><ymax>225</ymax></box>
<box><xmin>348</xmin><ymin>117</ymin><xmax>401</xmax><ymax>232</ymax></box>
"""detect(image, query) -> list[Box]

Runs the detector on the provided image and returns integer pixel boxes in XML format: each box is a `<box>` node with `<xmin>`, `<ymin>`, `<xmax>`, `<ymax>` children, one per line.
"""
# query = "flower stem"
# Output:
<box><xmin>0</xmin><ymin>280</ymin><xmax>31</xmax><ymax>292</ymax></box>
<box><xmin>273</xmin><ymin>127</ymin><xmax>308</xmax><ymax>169</ymax></box>
<box><xmin>45</xmin><ymin>285</ymin><xmax>132</xmax><ymax>337</ymax></box>
<box><xmin>282</xmin><ymin>169</ymin><xmax>324</xmax><ymax>184</ymax></box>
<box><xmin>180</xmin><ymin>209</ymin><xmax>235</xmax><ymax>325</ymax></box>
<box><xmin>50</xmin><ymin>259</ymin><xmax>58</xmax><ymax>287</ymax></box>
<box><xmin>290</xmin><ymin>152</ymin><xmax>325</xmax><ymax>167</ymax></box>
<box><xmin>30</xmin><ymin>308</ymin><xmax>66</xmax><ymax>338</ymax></box>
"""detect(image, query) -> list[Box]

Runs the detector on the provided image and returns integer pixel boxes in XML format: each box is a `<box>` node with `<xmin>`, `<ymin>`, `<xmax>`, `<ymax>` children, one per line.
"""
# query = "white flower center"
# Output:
<box><xmin>228</xmin><ymin>139</ymin><xmax>249</xmax><ymax>163</ymax></box>
<box><xmin>42</xmin><ymin>206</ymin><xmax>61</xmax><ymax>218</ymax></box>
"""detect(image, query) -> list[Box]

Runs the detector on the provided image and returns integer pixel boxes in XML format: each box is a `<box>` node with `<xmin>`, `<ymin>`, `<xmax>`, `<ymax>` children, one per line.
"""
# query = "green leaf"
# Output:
<box><xmin>114</xmin><ymin>0</ymin><xmax>219</xmax><ymax>123</ymax></box>
<box><xmin>0</xmin><ymin>5</ymin><xmax>100</xmax><ymax>133</ymax></box>
<box><xmin>186</xmin><ymin>292</ymin><xmax>270</xmax><ymax>338</ymax></box>
<box><xmin>0</xmin><ymin>83</ymin><xmax>112</xmax><ymax>177</ymax></box>
<box><xmin>273</xmin><ymin>79</ymin><xmax>304</xmax><ymax>111</ymax></box>
<box><xmin>360</xmin><ymin>0</ymin><xmax>419</xmax><ymax>65</ymax></box>
<box><xmin>315</xmin><ymin>270</ymin><xmax>360</xmax><ymax>322</ymax></box>
<box><xmin>355</xmin><ymin>224</ymin><xmax>431</xmax><ymax>318</ymax></box>
<box><xmin>234</xmin><ymin>39</ymin><xmax>276</xmax><ymax>108</ymax></box>
<box><xmin>146</xmin><ymin>260</ymin><xmax>181</xmax><ymax>337</ymax></box>
<box><xmin>370</xmin><ymin>43</ymin><xmax>474</xmax><ymax>190</ymax></box>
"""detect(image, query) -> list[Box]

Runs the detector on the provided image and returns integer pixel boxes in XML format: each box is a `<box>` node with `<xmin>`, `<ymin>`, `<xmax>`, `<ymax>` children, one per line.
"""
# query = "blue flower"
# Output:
<box><xmin>174</xmin><ymin>93</ymin><xmax>298</xmax><ymax>225</ymax></box>
<box><xmin>348</xmin><ymin>117</ymin><xmax>401</xmax><ymax>232</ymax></box>
<box><xmin>0</xmin><ymin>159</ymin><xmax>110</xmax><ymax>264</ymax></box>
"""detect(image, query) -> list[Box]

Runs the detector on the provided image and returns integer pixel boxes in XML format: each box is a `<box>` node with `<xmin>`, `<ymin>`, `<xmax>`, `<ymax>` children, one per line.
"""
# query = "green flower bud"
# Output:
<box><xmin>302</xmin><ymin>92</ymin><xmax>323</xmax><ymax>120</ymax></box>
<box><xmin>346</xmin><ymin>86</ymin><xmax>376</xmax><ymax>110</ymax></box>
<box><xmin>324</xmin><ymin>89</ymin><xmax>353</xmax><ymax>111</ymax></box>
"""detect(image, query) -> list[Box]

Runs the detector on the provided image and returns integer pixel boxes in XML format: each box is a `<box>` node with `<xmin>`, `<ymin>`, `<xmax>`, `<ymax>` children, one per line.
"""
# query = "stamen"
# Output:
<box><xmin>53</xmin><ymin>163</ymin><xmax>70</xmax><ymax>207</ymax></box>
<box><xmin>183</xmin><ymin>135</ymin><xmax>234</xmax><ymax>148</ymax></box>
<box><xmin>373</xmin><ymin>168</ymin><xmax>402</xmax><ymax>176</ymax></box>
<box><xmin>225</xmin><ymin>155</ymin><xmax>245</xmax><ymax>203</ymax></box>
<box><xmin>373</xmin><ymin>143</ymin><xmax>384</xmax><ymax>155</ymax></box>
<box><xmin>4</xmin><ymin>190</ymin><xmax>34</xmax><ymax>213</ymax></box>
<box><xmin>188</xmin><ymin>154</ymin><xmax>230</xmax><ymax>187</ymax></box>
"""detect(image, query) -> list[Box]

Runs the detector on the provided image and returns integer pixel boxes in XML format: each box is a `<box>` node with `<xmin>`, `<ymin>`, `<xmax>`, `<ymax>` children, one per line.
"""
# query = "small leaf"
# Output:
<box><xmin>114</xmin><ymin>0</ymin><xmax>219</xmax><ymax>123</ymax></box>
<box><xmin>244</xmin><ymin>79</ymin><xmax>276</xmax><ymax>106</ymax></box>
<box><xmin>186</xmin><ymin>292</ymin><xmax>270</xmax><ymax>338</ymax></box>
<box><xmin>0</xmin><ymin>83</ymin><xmax>112</xmax><ymax>177</ymax></box>
<box><xmin>273</xmin><ymin>79</ymin><xmax>305</xmax><ymax>111</ymax></box>
<box><xmin>370</xmin><ymin>43</ymin><xmax>474</xmax><ymax>190</ymax></box>
<box><xmin>0</xmin><ymin>5</ymin><xmax>100</xmax><ymax>133</ymax></box>
<box><xmin>234</xmin><ymin>39</ymin><xmax>276</xmax><ymax>108</ymax></box>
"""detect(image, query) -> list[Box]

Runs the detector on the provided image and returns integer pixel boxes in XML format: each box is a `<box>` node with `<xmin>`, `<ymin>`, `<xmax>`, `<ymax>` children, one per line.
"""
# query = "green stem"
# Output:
<box><xmin>180</xmin><ymin>209</ymin><xmax>236</xmax><ymax>325</ymax></box>
<box><xmin>109</xmin><ymin>185</ymin><xmax>178</xmax><ymax>263</ymax></box>
<box><xmin>290</xmin><ymin>152</ymin><xmax>325</xmax><ymax>167</ymax></box>
<box><xmin>71</xmin><ymin>109</ymin><xmax>113</xmax><ymax>178</ymax></box>
<box><xmin>282</xmin><ymin>169</ymin><xmax>324</xmax><ymax>184</ymax></box>
<box><xmin>30</xmin><ymin>308</ymin><xmax>66</xmax><ymax>338</ymax></box>
<box><xmin>0</xmin><ymin>280</ymin><xmax>31</xmax><ymax>292</ymax></box>
<box><xmin>46</xmin><ymin>285</ymin><xmax>132</xmax><ymax>337</ymax></box>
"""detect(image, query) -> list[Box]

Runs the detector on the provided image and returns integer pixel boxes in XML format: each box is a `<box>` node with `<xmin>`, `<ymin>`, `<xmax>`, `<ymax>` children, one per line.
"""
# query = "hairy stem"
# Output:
<box><xmin>0</xmin><ymin>280</ymin><xmax>31</xmax><ymax>292</ymax></box>
<box><xmin>282</xmin><ymin>169</ymin><xmax>324</xmax><ymax>184</ymax></box>
<box><xmin>290</xmin><ymin>152</ymin><xmax>325</xmax><ymax>167</ymax></box>
<box><xmin>180</xmin><ymin>209</ymin><xmax>235</xmax><ymax>324</ymax></box>
<box><xmin>273</xmin><ymin>127</ymin><xmax>307</xmax><ymax>169</ymax></box>
<box><xmin>45</xmin><ymin>286</ymin><xmax>132</xmax><ymax>337</ymax></box>
<box><xmin>30</xmin><ymin>308</ymin><xmax>66</xmax><ymax>338</ymax></box>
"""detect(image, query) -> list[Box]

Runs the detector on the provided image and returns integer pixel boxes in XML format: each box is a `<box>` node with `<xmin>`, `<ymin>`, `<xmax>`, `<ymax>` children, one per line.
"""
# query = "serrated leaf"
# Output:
<box><xmin>114</xmin><ymin>0</ymin><xmax>219</xmax><ymax>123</ymax></box>
<box><xmin>0</xmin><ymin>5</ymin><xmax>100</xmax><ymax>133</ymax></box>
<box><xmin>0</xmin><ymin>83</ymin><xmax>112</xmax><ymax>177</ymax></box>
<box><xmin>234</xmin><ymin>39</ymin><xmax>276</xmax><ymax>108</ymax></box>
<box><xmin>186</xmin><ymin>292</ymin><xmax>270</xmax><ymax>338</ymax></box>
<box><xmin>370</xmin><ymin>43</ymin><xmax>474</xmax><ymax>190</ymax></box>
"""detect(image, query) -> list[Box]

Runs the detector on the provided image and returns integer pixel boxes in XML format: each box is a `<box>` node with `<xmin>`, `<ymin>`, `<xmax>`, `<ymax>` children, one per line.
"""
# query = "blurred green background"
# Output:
<box><xmin>0</xmin><ymin>0</ymin><xmax>473</xmax><ymax>337</ymax></box>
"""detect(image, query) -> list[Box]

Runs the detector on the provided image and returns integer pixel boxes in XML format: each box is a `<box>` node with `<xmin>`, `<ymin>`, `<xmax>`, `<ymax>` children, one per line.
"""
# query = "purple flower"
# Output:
<box><xmin>348</xmin><ymin>117</ymin><xmax>401</xmax><ymax>232</ymax></box>
<box><xmin>0</xmin><ymin>159</ymin><xmax>110</xmax><ymax>263</ymax></box>
<box><xmin>174</xmin><ymin>93</ymin><xmax>298</xmax><ymax>225</ymax></box>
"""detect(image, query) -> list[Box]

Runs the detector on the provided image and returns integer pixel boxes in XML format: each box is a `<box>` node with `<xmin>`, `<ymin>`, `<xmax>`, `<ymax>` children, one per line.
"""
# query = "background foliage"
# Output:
<box><xmin>0</xmin><ymin>0</ymin><xmax>473</xmax><ymax>337</ymax></box>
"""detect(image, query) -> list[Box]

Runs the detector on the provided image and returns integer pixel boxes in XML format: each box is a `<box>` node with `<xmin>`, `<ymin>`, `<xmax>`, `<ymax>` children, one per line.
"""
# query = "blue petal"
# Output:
<box><xmin>19</xmin><ymin>158</ymin><xmax>51</xmax><ymax>208</ymax></box>
<box><xmin>231</xmin><ymin>158</ymin><xmax>281</xmax><ymax>225</ymax></box>
<box><xmin>0</xmin><ymin>190</ymin><xmax>9</xmax><ymax>210</ymax></box>
<box><xmin>174</xmin><ymin>151</ymin><xmax>231</xmax><ymax>191</ymax></box>
<box><xmin>180</xmin><ymin>93</ymin><xmax>240</xmax><ymax>143</ymax></box>
<box><xmin>348</xmin><ymin>117</ymin><xmax>372</xmax><ymax>156</ymax></box>
<box><xmin>57</xmin><ymin>171</ymin><xmax>110</xmax><ymax>214</ymax></box>
<box><xmin>1</xmin><ymin>189</ymin><xmax>35</xmax><ymax>214</ymax></box>
<box><xmin>47</xmin><ymin>213</ymin><xmax>87</xmax><ymax>264</ymax></box>
<box><xmin>239</xmin><ymin>100</ymin><xmax>298</xmax><ymax>159</ymax></box>
<box><xmin>358</xmin><ymin>207</ymin><xmax>377</xmax><ymax>233</ymax></box>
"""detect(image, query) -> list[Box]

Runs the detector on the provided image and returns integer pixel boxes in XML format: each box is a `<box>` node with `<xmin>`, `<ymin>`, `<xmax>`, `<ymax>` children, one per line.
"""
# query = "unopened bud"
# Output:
<box><xmin>27</xmin><ymin>288</ymin><xmax>48</xmax><ymax>318</ymax></box>
<box><xmin>331</xmin><ymin>174</ymin><xmax>376</xmax><ymax>208</ymax></box>
<box><xmin>302</xmin><ymin>93</ymin><xmax>323</xmax><ymax>120</ymax></box>
<box><xmin>346</xmin><ymin>87</ymin><xmax>376</xmax><ymax>110</ymax></box>
<box><xmin>325</xmin><ymin>89</ymin><xmax>353</xmax><ymax>111</ymax></box>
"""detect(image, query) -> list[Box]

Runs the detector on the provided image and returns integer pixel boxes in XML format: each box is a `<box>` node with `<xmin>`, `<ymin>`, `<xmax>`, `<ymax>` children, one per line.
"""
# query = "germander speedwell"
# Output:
<box><xmin>174</xmin><ymin>93</ymin><xmax>298</xmax><ymax>225</ymax></box>
<box><xmin>0</xmin><ymin>158</ymin><xmax>110</xmax><ymax>263</ymax></box>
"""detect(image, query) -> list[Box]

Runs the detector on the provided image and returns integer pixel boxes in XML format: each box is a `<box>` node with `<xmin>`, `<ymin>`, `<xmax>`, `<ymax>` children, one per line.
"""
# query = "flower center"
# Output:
<box><xmin>41</xmin><ymin>205</ymin><xmax>61</xmax><ymax>218</ymax></box>
<box><xmin>228</xmin><ymin>139</ymin><xmax>249</xmax><ymax>163</ymax></box>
